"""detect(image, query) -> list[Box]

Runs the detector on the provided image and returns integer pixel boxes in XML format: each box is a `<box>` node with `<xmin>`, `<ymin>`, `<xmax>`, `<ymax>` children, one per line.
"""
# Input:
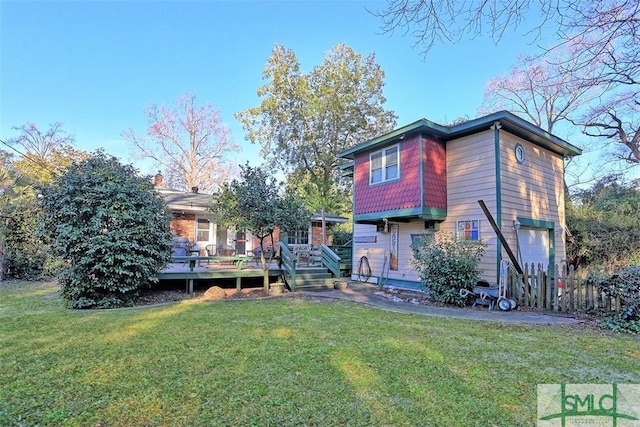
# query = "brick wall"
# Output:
<box><xmin>170</xmin><ymin>214</ymin><xmax>195</xmax><ymax>242</ymax></box>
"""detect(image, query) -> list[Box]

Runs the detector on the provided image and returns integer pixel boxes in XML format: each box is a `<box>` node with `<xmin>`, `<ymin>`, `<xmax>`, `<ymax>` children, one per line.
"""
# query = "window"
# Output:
<box><xmin>457</xmin><ymin>220</ymin><xmax>480</xmax><ymax>241</ymax></box>
<box><xmin>370</xmin><ymin>145</ymin><xmax>399</xmax><ymax>184</ymax></box>
<box><xmin>196</xmin><ymin>218</ymin><xmax>211</xmax><ymax>242</ymax></box>
<box><xmin>287</xmin><ymin>229</ymin><xmax>309</xmax><ymax>245</ymax></box>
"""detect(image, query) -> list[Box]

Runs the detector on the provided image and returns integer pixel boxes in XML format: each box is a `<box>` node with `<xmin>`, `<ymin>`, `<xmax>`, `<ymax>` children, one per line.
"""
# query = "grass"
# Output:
<box><xmin>1</xmin><ymin>281</ymin><xmax>639</xmax><ymax>426</ymax></box>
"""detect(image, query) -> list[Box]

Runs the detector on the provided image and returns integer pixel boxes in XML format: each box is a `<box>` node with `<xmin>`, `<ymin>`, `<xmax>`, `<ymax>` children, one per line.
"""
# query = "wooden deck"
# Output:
<box><xmin>157</xmin><ymin>256</ymin><xmax>285</xmax><ymax>294</ymax></box>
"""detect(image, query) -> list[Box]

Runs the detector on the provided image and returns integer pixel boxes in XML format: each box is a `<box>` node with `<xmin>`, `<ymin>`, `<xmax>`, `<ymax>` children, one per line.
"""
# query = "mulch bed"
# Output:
<box><xmin>135</xmin><ymin>287</ymin><xmax>270</xmax><ymax>306</ymax></box>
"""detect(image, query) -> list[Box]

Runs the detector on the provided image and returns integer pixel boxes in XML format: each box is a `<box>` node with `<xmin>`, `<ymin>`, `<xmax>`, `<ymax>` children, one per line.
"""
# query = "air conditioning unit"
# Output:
<box><xmin>424</xmin><ymin>221</ymin><xmax>440</xmax><ymax>231</ymax></box>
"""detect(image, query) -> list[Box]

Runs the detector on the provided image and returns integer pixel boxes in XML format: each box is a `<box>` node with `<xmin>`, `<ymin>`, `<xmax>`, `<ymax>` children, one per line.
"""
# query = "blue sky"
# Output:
<box><xmin>1</xmin><ymin>0</ymin><xmax>548</xmax><ymax>176</ymax></box>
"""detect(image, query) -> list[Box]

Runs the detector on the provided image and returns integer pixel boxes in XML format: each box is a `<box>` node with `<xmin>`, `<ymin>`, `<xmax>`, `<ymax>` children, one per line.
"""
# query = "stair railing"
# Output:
<box><xmin>278</xmin><ymin>242</ymin><xmax>297</xmax><ymax>291</ymax></box>
<box><xmin>320</xmin><ymin>244</ymin><xmax>342</xmax><ymax>277</ymax></box>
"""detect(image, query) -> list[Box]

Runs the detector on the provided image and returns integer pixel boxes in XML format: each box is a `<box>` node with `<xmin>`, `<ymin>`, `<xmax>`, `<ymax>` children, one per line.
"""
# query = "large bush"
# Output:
<box><xmin>589</xmin><ymin>266</ymin><xmax>640</xmax><ymax>334</ymax></box>
<box><xmin>411</xmin><ymin>233</ymin><xmax>485</xmax><ymax>306</ymax></box>
<box><xmin>567</xmin><ymin>175</ymin><xmax>640</xmax><ymax>268</ymax></box>
<box><xmin>2</xmin><ymin>201</ymin><xmax>55</xmax><ymax>280</ymax></box>
<box><xmin>39</xmin><ymin>152</ymin><xmax>173</xmax><ymax>308</ymax></box>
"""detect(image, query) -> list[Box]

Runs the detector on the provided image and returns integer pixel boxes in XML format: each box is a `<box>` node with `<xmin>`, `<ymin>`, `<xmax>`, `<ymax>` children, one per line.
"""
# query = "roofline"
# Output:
<box><xmin>338</xmin><ymin>111</ymin><xmax>582</xmax><ymax>159</ymax></box>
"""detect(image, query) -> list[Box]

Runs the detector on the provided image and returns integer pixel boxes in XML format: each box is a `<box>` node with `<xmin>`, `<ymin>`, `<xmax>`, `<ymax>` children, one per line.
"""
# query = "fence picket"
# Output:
<box><xmin>568</xmin><ymin>265</ymin><xmax>575</xmax><ymax>311</ymax></box>
<box><xmin>576</xmin><ymin>273</ymin><xmax>583</xmax><ymax>312</ymax></box>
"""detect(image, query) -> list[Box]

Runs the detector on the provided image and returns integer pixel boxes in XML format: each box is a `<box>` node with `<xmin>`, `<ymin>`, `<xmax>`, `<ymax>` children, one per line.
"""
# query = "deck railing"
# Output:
<box><xmin>278</xmin><ymin>242</ymin><xmax>297</xmax><ymax>290</ymax></box>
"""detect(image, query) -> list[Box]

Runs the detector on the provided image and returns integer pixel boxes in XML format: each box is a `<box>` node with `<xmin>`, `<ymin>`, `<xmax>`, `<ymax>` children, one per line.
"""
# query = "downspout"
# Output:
<box><xmin>491</xmin><ymin>121</ymin><xmax>502</xmax><ymax>283</ymax></box>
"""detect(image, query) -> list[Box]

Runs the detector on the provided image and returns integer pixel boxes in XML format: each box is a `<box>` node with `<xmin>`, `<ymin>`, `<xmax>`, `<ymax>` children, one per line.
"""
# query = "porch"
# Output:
<box><xmin>157</xmin><ymin>243</ymin><xmax>353</xmax><ymax>295</ymax></box>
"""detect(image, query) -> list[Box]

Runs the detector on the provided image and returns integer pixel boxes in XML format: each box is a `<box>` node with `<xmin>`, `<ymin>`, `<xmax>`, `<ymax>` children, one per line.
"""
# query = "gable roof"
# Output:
<box><xmin>158</xmin><ymin>188</ymin><xmax>215</xmax><ymax>213</ymax></box>
<box><xmin>338</xmin><ymin>110</ymin><xmax>583</xmax><ymax>159</ymax></box>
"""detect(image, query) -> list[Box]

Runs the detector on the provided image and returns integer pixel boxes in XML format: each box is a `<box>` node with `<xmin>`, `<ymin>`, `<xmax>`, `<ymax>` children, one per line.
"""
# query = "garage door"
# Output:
<box><xmin>518</xmin><ymin>227</ymin><xmax>549</xmax><ymax>270</ymax></box>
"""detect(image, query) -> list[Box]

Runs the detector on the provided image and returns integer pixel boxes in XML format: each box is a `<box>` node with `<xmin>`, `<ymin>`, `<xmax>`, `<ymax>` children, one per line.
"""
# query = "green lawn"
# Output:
<box><xmin>1</xmin><ymin>281</ymin><xmax>638</xmax><ymax>426</ymax></box>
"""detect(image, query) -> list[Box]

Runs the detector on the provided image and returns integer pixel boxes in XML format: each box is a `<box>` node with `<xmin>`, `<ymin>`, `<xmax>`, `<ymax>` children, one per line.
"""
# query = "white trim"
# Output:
<box><xmin>369</xmin><ymin>144</ymin><xmax>400</xmax><ymax>185</ymax></box>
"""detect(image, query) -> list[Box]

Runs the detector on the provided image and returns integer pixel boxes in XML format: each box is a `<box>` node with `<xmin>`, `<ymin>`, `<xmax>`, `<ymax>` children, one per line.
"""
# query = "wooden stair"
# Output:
<box><xmin>291</xmin><ymin>267</ymin><xmax>336</xmax><ymax>291</ymax></box>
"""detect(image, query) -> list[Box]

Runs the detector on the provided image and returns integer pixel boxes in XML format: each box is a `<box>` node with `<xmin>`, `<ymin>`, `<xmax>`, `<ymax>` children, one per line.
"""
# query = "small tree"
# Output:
<box><xmin>39</xmin><ymin>152</ymin><xmax>173</xmax><ymax>309</ymax></box>
<box><xmin>411</xmin><ymin>233</ymin><xmax>485</xmax><ymax>306</ymax></box>
<box><xmin>212</xmin><ymin>165</ymin><xmax>311</xmax><ymax>293</ymax></box>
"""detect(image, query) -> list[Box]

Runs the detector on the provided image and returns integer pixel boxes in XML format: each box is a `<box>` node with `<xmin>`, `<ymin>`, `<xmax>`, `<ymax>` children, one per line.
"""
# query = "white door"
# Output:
<box><xmin>195</xmin><ymin>216</ymin><xmax>215</xmax><ymax>255</ymax></box>
<box><xmin>518</xmin><ymin>227</ymin><xmax>549</xmax><ymax>270</ymax></box>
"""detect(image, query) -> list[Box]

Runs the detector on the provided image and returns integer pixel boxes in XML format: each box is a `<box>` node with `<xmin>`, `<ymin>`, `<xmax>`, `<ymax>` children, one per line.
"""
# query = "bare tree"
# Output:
<box><xmin>375</xmin><ymin>0</ymin><xmax>640</xmax><ymax>164</ymax></box>
<box><xmin>480</xmin><ymin>53</ymin><xmax>599</xmax><ymax>134</ymax></box>
<box><xmin>123</xmin><ymin>92</ymin><xmax>240</xmax><ymax>193</ymax></box>
<box><xmin>581</xmin><ymin>96</ymin><xmax>640</xmax><ymax>164</ymax></box>
<box><xmin>8</xmin><ymin>122</ymin><xmax>74</xmax><ymax>159</ymax></box>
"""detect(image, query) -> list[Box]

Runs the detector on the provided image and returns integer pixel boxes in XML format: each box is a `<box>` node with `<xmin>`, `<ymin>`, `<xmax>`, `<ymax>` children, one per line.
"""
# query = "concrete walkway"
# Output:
<box><xmin>301</xmin><ymin>281</ymin><xmax>582</xmax><ymax>325</ymax></box>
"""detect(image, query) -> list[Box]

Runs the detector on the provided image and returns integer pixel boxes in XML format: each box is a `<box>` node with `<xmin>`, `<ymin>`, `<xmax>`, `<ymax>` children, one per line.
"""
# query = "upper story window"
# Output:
<box><xmin>370</xmin><ymin>145</ymin><xmax>399</xmax><ymax>184</ymax></box>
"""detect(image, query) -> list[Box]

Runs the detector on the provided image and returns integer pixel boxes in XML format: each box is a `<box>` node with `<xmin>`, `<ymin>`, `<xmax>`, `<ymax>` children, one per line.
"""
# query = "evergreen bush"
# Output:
<box><xmin>38</xmin><ymin>152</ymin><xmax>173</xmax><ymax>308</ymax></box>
<box><xmin>411</xmin><ymin>233</ymin><xmax>485</xmax><ymax>306</ymax></box>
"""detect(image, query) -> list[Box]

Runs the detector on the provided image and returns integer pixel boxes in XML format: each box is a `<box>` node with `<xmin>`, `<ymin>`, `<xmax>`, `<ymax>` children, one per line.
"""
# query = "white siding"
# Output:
<box><xmin>350</xmin><ymin>221</ymin><xmax>432</xmax><ymax>284</ymax></box>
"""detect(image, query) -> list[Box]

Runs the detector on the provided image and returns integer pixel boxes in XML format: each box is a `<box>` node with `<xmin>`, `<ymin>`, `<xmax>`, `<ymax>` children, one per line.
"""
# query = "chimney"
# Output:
<box><xmin>191</xmin><ymin>186</ymin><xmax>199</xmax><ymax>193</ymax></box>
<box><xmin>154</xmin><ymin>171</ymin><xmax>163</xmax><ymax>188</ymax></box>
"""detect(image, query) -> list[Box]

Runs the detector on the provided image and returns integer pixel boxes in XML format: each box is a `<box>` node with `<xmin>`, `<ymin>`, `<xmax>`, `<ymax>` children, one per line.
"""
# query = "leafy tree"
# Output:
<box><xmin>0</xmin><ymin>124</ymin><xmax>90</xmax><ymax>280</ymax></box>
<box><xmin>566</xmin><ymin>175</ymin><xmax>640</xmax><ymax>268</ymax></box>
<box><xmin>123</xmin><ymin>92</ymin><xmax>240</xmax><ymax>193</ymax></box>
<box><xmin>237</xmin><ymin>43</ymin><xmax>397</xmax><ymax>213</ymax></box>
<box><xmin>411</xmin><ymin>233</ymin><xmax>485</xmax><ymax>306</ymax></box>
<box><xmin>0</xmin><ymin>167</ymin><xmax>37</xmax><ymax>281</ymax></box>
<box><xmin>39</xmin><ymin>152</ymin><xmax>173</xmax><ymax>309</ymax></box>
<box><xmin>212</xmin><ymin>164</ymin><xmax>311</xmax><ymax>293</ymax></box>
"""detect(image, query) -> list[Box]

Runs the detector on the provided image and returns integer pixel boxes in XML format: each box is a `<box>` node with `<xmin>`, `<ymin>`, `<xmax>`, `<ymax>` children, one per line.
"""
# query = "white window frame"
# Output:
<box><xmin>456</xmin><ymin>219</ymin><xmax>481</xmax><ymax>241</ymax></box>
<box><xmin>369</xmin><ymin>144</ymin><xmax>400</xmax><ymax>185</ymax></box>
<box><xmin>287</xmin><ymin>227</ymin><xmax>310</xmax><ymax>246</ymax></box>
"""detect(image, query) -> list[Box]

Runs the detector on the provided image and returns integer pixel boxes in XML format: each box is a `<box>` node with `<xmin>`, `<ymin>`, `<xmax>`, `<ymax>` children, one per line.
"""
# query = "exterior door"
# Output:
<box><xmin>518</xmin><ymin>227</ymin><xmax>549</xmax><ymax>270</ymax></box>
<box><xmin>195</xmin><ymin>216</ymin><xmax>215</xmax><ymax>254</ymax></box>
<box><xmin>235</xmin><ymin>231</ymin><xmax>247</xmax><ymax>256</ymax></box>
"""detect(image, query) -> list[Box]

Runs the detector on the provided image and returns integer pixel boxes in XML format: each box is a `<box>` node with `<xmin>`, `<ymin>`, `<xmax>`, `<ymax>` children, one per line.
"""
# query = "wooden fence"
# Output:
<box><xmin>506</xmin><ymin>263</ymin><xmax>621</xmax><ymax>314</ymax></box>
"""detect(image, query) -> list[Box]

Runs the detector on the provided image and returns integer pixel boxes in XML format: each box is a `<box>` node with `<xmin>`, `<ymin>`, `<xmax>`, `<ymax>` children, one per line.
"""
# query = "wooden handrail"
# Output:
<box><xmin>278</xmin><ymin>242</ymin><xmax>297</xmax><ymax>290</ymax></box>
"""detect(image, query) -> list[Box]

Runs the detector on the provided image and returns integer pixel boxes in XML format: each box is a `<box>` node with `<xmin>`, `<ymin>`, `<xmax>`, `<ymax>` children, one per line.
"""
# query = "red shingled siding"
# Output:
<box><xmin>422</xmin><ymin>136</ymin><xmax>447</xmax><ymax>209</ymax></box>
<box><xmin>354</xmin><ymin>136</ymin><xmax>422</xmax><ymax>215</ymax></box>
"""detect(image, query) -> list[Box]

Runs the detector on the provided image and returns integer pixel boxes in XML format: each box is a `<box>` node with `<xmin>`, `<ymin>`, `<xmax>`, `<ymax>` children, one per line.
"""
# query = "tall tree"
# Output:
<box><xmin>237</xmin><ymin>43</ymin><xmax>397</xmax><ymax>212</ymax></box>
<box><xmin>480</xmin><ymin>53</ymin><xmax>597</xmax><ymax>134</ymax></box>
<box><xmin>212</xmin><ymin>164</ymin><xmax>310</xmax><ymax>293</ymax></box>
<box><xmin>123</xmin><ymin>92</ymin><xmax>240</xmax><ymax>193</ymax></box>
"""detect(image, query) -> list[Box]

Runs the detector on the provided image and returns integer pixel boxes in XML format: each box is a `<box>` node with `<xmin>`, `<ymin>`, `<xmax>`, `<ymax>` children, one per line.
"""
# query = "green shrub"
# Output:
<box><xmin>331</xmin><ymin>228</ymin><xmax>352</xmax><ymax>246</ymax></box>
<box><xmin>589</xmin><ymin>265</ymin><xmax>640</xmax><ymax>333</ymax></box>
<box><xmin>411</xmin><ymin>233</ymin><xmax>485</xmax><ymax>306</ymax></box>
<box><xmin>38</xmin><ymin>152</ymin><xmax>173</xmax><ymax>309</ymax></box>
<box><xmin>2</xmin><ymin>202</ymin><xmax>56</xmax><ymax>280</ymax></box>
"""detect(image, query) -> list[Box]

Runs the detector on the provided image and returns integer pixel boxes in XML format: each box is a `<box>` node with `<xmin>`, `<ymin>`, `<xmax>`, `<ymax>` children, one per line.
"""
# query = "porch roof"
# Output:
<box><xmin>158</xmin><ymin>188</ymin><xmax>215</xmax><ymax>214</ymax></box>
